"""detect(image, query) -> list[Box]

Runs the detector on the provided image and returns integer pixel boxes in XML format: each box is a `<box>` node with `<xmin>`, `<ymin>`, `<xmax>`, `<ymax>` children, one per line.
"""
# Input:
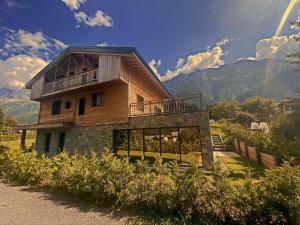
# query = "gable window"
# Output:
<box><xmin>52</xmin><ymin>100</ymin><xmax>62</xmax><ymax>115</ymax></box>
<box><xmin>137</xmin><ymin>95</ymin><xmax>144</xmax><ymax>112</ymax></box>
<box><xmin>65</xmin><ymin>101</ymin><xmax>71</xmax><ymax>109</ymax></box>
<box><xmin>91</xmin><ymin>92</ymin><xmax>104</xmax><ymax>107</ymax></box>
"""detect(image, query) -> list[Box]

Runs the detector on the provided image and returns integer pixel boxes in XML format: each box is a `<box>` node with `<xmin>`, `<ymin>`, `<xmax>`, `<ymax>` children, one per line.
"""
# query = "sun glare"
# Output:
<box><xmin>275</xmin><ymin>0</ymin><xmax>299</xmax><ymax>36</ymax></box>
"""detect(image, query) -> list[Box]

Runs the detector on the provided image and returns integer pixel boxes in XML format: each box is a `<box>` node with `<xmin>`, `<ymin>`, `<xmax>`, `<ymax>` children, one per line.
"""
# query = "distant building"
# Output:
<box><xmin>279</xmin><ymin>98</ymin><xmax>300</xmax><ymax>115</ymax></box>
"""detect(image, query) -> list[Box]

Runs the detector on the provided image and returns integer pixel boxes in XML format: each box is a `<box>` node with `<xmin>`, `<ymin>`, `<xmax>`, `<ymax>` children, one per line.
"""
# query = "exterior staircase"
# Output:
<box><xmin>211</xmin><ymin>134</ymin><xmax>226</xmax><ymax>151</ymax></box>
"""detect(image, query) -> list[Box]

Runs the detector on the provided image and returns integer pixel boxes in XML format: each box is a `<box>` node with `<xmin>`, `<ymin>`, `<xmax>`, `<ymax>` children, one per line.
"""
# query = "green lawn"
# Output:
<box><xmin>1</xmin><ymin>139</ymin><xmax>35</xmax><ymax>149</ymax></box>
<box><xmin>216</xmin><ymin>155</ymin><xmax>265</xmax><ymax>184</ymax></box>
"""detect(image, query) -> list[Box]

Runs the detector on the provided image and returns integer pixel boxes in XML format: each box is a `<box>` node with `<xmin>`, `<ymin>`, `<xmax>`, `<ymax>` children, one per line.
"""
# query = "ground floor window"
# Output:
<box><xmin>113</xmin><ymin>126</ymin><xmax>202</xmax><ymax>165</ymax></box>
<box><xmin>58</xmin><ymin>132</ymin><xmax>66</xmax><ymax>153</ymax></box>
<box><xmin>44</xmin><ymin>133</ymin><xmax>51</xmax><ymax>154</ymax></box>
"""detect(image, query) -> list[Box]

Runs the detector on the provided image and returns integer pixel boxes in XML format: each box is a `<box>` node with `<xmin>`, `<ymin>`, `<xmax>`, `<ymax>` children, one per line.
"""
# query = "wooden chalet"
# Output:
<box><xmin>19</xmin><ymin>46</ymin><xmax>213</xmax><ymax>167</ymax></box>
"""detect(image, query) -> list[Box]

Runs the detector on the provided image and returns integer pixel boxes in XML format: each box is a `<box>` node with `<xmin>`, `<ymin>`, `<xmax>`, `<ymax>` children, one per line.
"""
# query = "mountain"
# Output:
<box><xmin>0</xmin><ymin>88</ymin><xmax>30</xmax><ymax>100</ymax></box>
<box><xmin>0</xmin><ymin>98</ymin><xmax>39</xmax><ymax>124</ymax></box>
<box><xmin>163</xmin><ymin>59</ymin><xmax>300</xmax><ymax>103</ymax></box>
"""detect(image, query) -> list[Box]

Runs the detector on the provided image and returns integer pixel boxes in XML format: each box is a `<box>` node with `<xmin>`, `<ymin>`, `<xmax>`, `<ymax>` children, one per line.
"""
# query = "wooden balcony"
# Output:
<box><xmin>42</xmin><ymin>70</ymin><xmax>99</xmax><ymax>94</ymax></box>
<box><xmin>129</xmin><ymin>94</ymin><xmax>207</xmax><ymax>117</ymax></box>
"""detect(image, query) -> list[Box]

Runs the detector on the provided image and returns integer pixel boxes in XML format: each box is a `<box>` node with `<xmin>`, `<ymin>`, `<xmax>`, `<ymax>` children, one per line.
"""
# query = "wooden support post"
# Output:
<box><xmin>20</xmin><ymin>130</ymin><xmax>27</xmax><ymax>149</ymax></box>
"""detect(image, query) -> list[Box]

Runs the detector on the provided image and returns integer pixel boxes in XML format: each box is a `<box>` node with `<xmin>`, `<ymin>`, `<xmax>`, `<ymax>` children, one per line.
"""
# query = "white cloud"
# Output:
<box><xmin>4</xmin><ymin>0</ymin><xmax>24</xmax><ymax>8</ymax></box>
<box><xmin>0</xmin><ymin>28</ymin><xmax>67</xmax><ymax>59</ymax></box>
<box><xmin>157</xmin><ymin>46</ymin><xmax>224</xmax><ymax>82</ymax></box>
<box><xmin>62</xmin><ymin>0</ymin><xmax>86</xmax><ymax>10</ymax></box>
<box><xmin>216</xmin><ymin>37</ymin><xmax>230</xmax><ymax>47</ymax></box>
<box><xmin>74</xmin><ymin>10</ymin><xmax>113</xmax><ymax>28</ymax></box>
<box><xmin>254</xmin><ymin>32</ymin><xmax>300</xmax><ymax>60</ymax></box>
<box><xmin>97</xmin><ymin>42</ymin><xmax>109</xmax><ymax>47</ymax></box>
<box><xmin>148</xmin><ymin>59</ymin><xmax>161</xmax><ymax>77</ymax></box>
<box><xmin>0</xmin><ymin>55</ymin><xmax>48</xmax><ymax>89</ymax></box>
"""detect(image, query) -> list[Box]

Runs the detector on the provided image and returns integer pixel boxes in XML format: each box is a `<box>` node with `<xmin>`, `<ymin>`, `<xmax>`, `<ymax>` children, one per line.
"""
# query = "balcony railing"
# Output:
<box><xmin>42</xmin><ymin>69</ymin><xmax>98</xmax><ymax>94</ymax></box>
<box><xmin>130</xmin><ymin>94</ymin><xmax>206</xmax><ymax>117</ymax></box>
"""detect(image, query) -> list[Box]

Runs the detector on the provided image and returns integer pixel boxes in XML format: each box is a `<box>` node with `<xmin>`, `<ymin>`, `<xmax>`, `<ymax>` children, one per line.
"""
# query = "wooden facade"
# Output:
<box><xmin>28</xmin><ymin>50</ymin><xmax>170</xmax><ymax>126</ymax></box>
<box><xmin>22</xmin><ymin>46</ymin><xmax>212</xmax><ymax>168</ymax></box>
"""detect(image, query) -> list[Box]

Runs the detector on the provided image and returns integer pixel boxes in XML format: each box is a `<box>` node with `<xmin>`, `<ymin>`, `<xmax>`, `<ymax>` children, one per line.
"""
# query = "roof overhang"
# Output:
<box><xmin>25</xmin><ymin>46</ymin><xmax>171</xmax><ymax>97</ymax></box>
<box><xmin>15</xmin><ymin>122</ymin><xmax>74</xmax><ymax>131</ymax></box>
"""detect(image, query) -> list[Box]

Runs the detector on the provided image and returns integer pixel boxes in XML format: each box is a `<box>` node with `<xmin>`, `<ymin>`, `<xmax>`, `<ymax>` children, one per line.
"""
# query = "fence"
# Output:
<box><xmin>130</xmin><ymin>94</ymin><xmax>206</xmax><ymax>117</ymax></box>
<box><xmin>233</xmin><ymin>138</ymin><xmax>277</xmax><ymax>169</ymax></box>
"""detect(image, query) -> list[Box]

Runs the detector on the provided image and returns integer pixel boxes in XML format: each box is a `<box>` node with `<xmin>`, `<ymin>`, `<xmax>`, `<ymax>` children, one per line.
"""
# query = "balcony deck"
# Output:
<box><xmin>129</xmin><ymin>94</ymin><xmax>207</xmax><ymax>117</ymax></box>
<box><xmin>42</xmin><ymin>69</ymin><xmax>99</xmax><ymax>95</ymax></box>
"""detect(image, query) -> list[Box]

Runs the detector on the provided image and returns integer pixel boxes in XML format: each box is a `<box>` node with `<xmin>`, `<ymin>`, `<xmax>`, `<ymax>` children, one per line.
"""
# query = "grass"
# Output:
<box><xmin>1</xmin><ymin>138</ymin><xmax>35</xmax><ymax>150</ymax></box>
<box><xmin>216</xmin><ymin>155</ymin><xmax>265</xmax><ymax>184</ymax></box>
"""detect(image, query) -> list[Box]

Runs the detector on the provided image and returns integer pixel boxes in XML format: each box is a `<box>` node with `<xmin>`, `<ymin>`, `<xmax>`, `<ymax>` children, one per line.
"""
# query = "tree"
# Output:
<box><xmin>294</xmin><ymin>87</ymin><xmax>300</xmax><ymax>98</ymax></box>
<box><xmin>5</xmin><ymin>116</ymin><xmax>18</xmax><ymax>127</ymax></box>
<box><xmin>209</xmin><ymin>100</ymin><xmax>240</xmax><ymax>120</ymax></box>
<box><xmin>271</xmin><ymin>113</ymin><xmax>295</xmax><ymax>139</ymax></box>
<box><xmin>236</xmin><ymin>112</ymin><xmax>256</xmax><ymax>127</ymax></box>
<box><xmin>241</xmin><ymin>97</ymin><xmax>277</xmax><ymax>121</ymax></box>
<box><xmin>0</xmin><ymin>107</ymin><xmax>4</xmax><ymax>132</ymax></box>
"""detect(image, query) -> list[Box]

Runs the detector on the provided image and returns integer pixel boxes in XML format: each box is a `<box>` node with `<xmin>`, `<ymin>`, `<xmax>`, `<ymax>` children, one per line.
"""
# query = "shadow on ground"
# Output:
<box><xmin>19</xmin><ymin>185</ymin><xmax>128</xmax><ymax>221</ymax></box>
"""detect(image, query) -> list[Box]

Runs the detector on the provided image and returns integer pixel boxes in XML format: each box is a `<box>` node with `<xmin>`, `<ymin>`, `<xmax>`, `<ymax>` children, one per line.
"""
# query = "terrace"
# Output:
<box><xmin>129</xmin><ymin>94</ymin><xmax>206</xmax><ymax>117</ymax></box>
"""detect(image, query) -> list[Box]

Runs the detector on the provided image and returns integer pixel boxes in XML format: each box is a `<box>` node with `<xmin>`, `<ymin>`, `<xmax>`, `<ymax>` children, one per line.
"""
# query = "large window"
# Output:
<box><xmin>144</xmin><ymin>128</ymin><xmax>160</xmax><ymax>158</ymax></box>
<box><xmin>114</xmin><ymin>130</ymin><xmax>129</xmax><ymax>156</ymax></box>
<box><xmin>129</xmin><ymin>129</ymin><xmax>143</xmax><ymax>157</ymax></box>
<box><xmin>161</xmin><ymin>128</ymin><xmax>180</xmax><ymax>161</ymax></box>
<box><xmin>113</xmin><ymin>127</ymin><xmax>202</xmax><ymax>165</ymax></box>
<box><xmin>52</xmin><ymin>100</ymin><xmax>62</xmax><ymax>115</ymax></box>
<box><xmin>179</xmin><ymin>127</ymin><xmax>201</xmax><ymax>164</ymax></box>
<box><xmin>91</xmin><ymin>92</ymin><xmax>104</xmax><ymax>107</ymax></box>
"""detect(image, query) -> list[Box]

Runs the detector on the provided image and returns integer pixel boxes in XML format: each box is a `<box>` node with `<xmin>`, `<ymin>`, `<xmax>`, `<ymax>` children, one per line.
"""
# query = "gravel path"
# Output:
<box><xmin>0</xmin><ymin>182</ymin><xmax>127</xmax><ymax>225</ymax></box>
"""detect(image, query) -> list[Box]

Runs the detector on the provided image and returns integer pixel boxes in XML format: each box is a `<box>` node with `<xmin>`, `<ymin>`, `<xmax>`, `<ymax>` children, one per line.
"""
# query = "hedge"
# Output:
<box><xmin>0</xmin><ymin>146</ymin><xmax>299</xmax><ymax>225</ymax></box>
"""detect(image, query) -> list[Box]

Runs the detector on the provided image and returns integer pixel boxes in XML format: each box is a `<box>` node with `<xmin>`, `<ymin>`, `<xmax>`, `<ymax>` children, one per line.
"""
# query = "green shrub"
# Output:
<box><xmin>236</xmin><ymin>112</ymin><xmax>256</xmax><ymax>127</ymax></box>
<box><xmin>0</xmin><ymin>147</ymin><xmax>299</xmax><ymax>224</ymax></box>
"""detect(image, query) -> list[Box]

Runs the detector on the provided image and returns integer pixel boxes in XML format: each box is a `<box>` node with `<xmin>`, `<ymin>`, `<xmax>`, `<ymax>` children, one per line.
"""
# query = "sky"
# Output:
<box><xmin>1</xmin><ymin>0</ymin><xmax>300</xmax><ymax>88</ymax></box>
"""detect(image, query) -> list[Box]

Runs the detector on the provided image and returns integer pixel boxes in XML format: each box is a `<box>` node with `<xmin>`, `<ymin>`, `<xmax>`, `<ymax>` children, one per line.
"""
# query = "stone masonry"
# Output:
<box><xmin>35</xmin><ymin>111</ymin><xmax>213</xmax><ymax>168</ymax></box>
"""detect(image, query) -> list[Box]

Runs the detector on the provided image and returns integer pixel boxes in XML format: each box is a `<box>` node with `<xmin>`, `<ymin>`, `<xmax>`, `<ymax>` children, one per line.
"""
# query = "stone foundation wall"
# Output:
<box><xmin>35</xmin><ymin>111</ymin><xmax>213</xmax><ymax>167</ymax></box>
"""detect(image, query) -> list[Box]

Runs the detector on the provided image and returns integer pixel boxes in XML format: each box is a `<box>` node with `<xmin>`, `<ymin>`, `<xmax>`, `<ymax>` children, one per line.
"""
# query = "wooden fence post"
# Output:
<box><xmin>20</xmin><ymin>130</ymin><xmax>27</xmax><ymax>149</ymax></box>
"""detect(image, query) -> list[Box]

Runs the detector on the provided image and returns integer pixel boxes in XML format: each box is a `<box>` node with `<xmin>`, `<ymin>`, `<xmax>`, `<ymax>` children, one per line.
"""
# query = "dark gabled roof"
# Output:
<box><xmin>25</xmin><ymin>46</ymin><xmax>171</xmax><ymax>96</ymax></box>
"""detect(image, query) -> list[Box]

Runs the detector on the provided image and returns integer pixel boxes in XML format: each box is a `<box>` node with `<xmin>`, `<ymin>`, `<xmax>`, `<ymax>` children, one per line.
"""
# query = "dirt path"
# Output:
<box><xmin>0</xmin><ymin>182</ymin><xmax>127</xmax><ymax>225</ymax></box>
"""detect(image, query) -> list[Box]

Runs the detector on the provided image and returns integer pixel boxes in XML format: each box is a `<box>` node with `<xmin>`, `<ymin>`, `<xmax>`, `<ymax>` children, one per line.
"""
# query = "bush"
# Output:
<box><xmin>236</xmin><ymin>112</ymin><xmax>256</xmax><ymax>127</ymax></box>
<box><xmin>0</xmin><ymin>147</ymin><xmax>299</xmax><ymax>224</ymax></box>
<box><xmin>242</xmin><ymin>97</ymin><xmax>278</xmax><ymax>121</ymax></box>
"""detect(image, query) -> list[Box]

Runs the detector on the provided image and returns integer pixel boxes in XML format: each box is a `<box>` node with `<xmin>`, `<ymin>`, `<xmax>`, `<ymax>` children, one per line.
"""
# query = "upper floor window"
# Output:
<box><xmin>52</xmin><ymin>100</ymin><xmax>62</xmax><ymax>115</ymax></box>
<box><xmin>137</xmin><ymin>95</ymin><xmax>144</xmax><ymax>112</ymax></box>
<box><xmin>91</xmin><ymin>92</ymin><xmax>104</xmax><ymax>107</ymax></box>
<box><xmin>65</xmin><ymin>101</ymin><xmax>71</xmax><ymax>109</ymax></box>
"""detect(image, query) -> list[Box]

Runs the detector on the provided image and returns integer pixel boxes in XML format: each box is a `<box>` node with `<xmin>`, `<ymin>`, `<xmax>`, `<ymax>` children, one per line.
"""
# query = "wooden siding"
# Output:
<box><xmin>38</xmin><ymin>81</ymin><xmax>128</xmax><ymax>125</ymax></box>
<box><xmin>75</xmin><ymin>82</ymin><xmax>127</xmax><ymax>125</ymax></box>
<box><xmin>39</xmin><ymin>95</ymin><xmax>76</xmax><ymax>124</ymax></box>
<box><xmin>120</xmin><ymin>59</ymin><xmax>168</xmax><ymax>106</ymax></box>
<box><xmin>98</xmin><ymin>55</ymin><xmax>121</xmax><ymax>83</ymax></box>
<box><xmin>30</xmin><ymin>76</ymin><xmax>44</xmax><ymax>100</ymax></box>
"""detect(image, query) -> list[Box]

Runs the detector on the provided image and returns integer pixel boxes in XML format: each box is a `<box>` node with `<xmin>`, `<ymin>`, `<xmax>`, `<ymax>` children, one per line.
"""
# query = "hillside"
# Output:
<box><xmin>164</xmin><ymin>59</ymin><xmax>300</xmax><ymax>103</ymax></box>
<box><xmin>0</xmin><ymin>99</ymin><xmax>39</xmax><ymax>124</ymax></box>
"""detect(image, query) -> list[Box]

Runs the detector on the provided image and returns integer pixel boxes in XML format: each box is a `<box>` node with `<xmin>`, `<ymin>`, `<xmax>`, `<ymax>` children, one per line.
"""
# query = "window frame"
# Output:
<box><xmin>91</xmin><ymin>92</ymin><xmax>104</xmax><ymax>107</ymax></box>
<box><xmin>52</xmin><ymin>100</ymin><xmax>62</xmax><ymax>115</ymax></box>
<box><xmin>65</xmin><ymin>101</ymin><xmax>72</xmax><ymax>109</ymax></box>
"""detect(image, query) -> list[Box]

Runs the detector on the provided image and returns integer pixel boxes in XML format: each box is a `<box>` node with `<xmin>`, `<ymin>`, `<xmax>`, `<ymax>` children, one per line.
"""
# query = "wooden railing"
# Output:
<box><xmin>42</xmin><ymin>69</ymin><xmax>98</xmax><ymax>94</ymax></box>
<box><xmin>130</xmin><ymin>94</ymin><xmax>206</xmax><ymax>117</ymax></box>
